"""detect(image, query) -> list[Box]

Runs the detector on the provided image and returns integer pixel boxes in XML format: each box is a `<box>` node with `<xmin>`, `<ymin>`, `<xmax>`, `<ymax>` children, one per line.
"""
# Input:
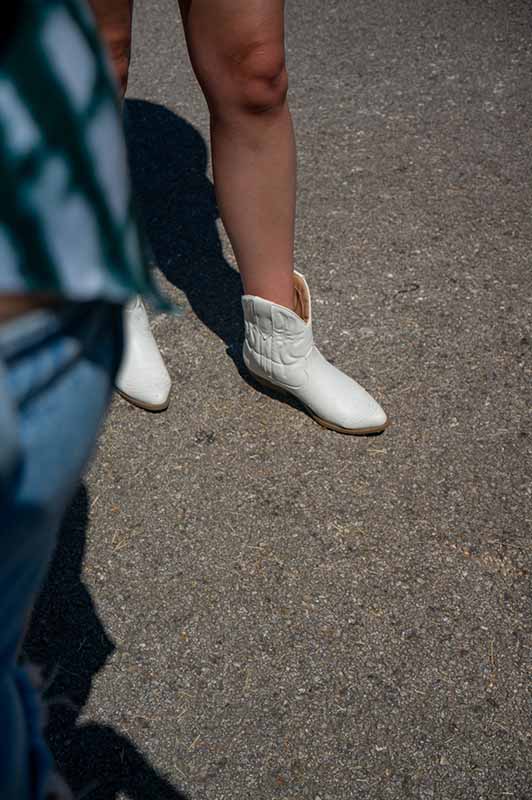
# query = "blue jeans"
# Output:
<box><xmin>0</xmin><ymin>302</ymin><xmax>123</xmax><ymax>800</ymax></box>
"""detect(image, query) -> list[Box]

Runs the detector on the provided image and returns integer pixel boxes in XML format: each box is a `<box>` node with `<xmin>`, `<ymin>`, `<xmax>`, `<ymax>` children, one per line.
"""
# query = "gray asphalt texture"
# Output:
<box><xmin>27</xmin><ymin>1</ymin><xmax>531</xmax><ymax>798</ymax></box>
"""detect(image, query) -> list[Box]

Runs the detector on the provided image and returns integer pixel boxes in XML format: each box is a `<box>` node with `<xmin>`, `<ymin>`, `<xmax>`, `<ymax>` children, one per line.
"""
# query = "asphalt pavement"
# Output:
<box><xmin>27</xmin><ymin>1</ymin><xmax>531</xmax><ymax>798</ymax></box>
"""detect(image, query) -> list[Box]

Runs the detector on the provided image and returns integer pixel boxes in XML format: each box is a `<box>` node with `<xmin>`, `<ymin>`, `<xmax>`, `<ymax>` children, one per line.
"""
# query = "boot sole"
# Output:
<box><xmin>115</xmin><ymin>387</ymin><xmax>170</xmax><ymax>412</ymax></box>
<box><xmin>252</xmin><ymin>374</ymin><xmax>390</xmax><ymax>435</ymax></box>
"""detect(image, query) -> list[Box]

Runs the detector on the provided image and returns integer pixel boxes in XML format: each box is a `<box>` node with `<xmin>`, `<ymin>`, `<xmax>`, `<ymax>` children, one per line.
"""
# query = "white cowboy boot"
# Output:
<box><xmin>115</xmin><ymin>296</ymin><xmax>171</xmax><ymax>411</ymax></box>
<box><xmin>242</xmin><ymin>272</ymin><xmax>388</xmax><ymax>434</ymax></box>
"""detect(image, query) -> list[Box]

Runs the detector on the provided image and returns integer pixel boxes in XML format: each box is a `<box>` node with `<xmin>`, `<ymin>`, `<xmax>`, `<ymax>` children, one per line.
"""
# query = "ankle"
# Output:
<box><xmin>242</xmin><ymin>278</ymin><xmax>309</xmax><ymax>322</ymax></box>
<box><xmin>242</xmin><ymin>281</ymin><xmax>294</xmax><ymax>311</ymax></box>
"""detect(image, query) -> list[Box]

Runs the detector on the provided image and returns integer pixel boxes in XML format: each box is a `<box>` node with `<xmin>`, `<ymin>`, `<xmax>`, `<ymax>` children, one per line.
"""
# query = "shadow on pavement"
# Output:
<box><xmin>125</xmin><ymin>98</ymin><xmax>245</xmax><ymax>367</ymax></box>
<box><xmin>24</xmin><ymin>485</ymin><xmax>188</xmax><ymax>800</ymax></box>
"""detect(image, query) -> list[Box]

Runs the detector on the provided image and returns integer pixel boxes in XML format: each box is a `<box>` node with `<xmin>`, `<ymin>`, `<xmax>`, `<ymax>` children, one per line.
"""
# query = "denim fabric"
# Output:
<box><xmin>0</xmin><ymin>301</ymin><xmax>122</xmax><ymax>800</ymax></box>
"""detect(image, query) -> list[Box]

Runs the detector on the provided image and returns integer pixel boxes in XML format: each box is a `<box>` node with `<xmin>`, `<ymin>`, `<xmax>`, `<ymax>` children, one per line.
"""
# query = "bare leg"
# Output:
<box><xmin>179</xmin><ymin>0</ymin><xmax>296</xmax><ymax>309</ymax></box>
<box><xmin>88</xmin><ymin>0</ymin><xmax>172</xmax><ymax>412</ymax></box>
<box><xmin>91</xmin><ymin>0</ymin><xmax>297</xmax><ymax>309</ymax></box>
<box><xmin>88</xmin><ymin>0</ymin><xmax>134</xmax><ymax>98</ymax></box>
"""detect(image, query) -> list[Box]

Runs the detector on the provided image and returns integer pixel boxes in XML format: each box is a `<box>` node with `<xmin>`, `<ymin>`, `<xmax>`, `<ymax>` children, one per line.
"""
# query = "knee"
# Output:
<box><xmin>212</xmin><ymin>42</ymin><xmax>289</xmax><ymax>116</ymax></box>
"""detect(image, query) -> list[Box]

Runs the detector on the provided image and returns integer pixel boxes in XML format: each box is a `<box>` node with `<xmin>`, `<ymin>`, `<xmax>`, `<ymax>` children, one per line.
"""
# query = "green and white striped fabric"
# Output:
<box><xmin>0</xmin><ymin>0</ymin><xmax>161</xmax><ymax>306</ymax></box>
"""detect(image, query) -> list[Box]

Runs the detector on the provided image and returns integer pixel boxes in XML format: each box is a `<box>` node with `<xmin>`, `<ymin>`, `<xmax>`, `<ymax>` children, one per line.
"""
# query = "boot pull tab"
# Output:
<box><xmin>293</xmin><ymin>281</ymin><xmax>310</xmax><ymax>324</ymax></box>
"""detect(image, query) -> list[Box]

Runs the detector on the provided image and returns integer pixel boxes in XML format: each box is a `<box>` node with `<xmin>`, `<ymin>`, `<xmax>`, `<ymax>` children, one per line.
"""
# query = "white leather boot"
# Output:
<box><xmin>115</xmin><ymin>296</ymin><xmax>171</xmax><ymax>411</ymax></box>
<box><xmin>242</xmin><ymin>272</ymin><xmax>388</xmax><ymax>434</ymax></box>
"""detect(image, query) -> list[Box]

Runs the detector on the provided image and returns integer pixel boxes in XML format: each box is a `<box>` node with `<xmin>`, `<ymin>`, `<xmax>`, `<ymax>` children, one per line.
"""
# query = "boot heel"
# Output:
<box><xmin>251</xmin><ymin>373</ymin><xmax>289</xmax><ymax>396</ymax></box>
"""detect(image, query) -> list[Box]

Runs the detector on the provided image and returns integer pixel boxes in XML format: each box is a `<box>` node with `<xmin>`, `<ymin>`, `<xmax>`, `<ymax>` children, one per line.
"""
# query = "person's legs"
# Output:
<box><xmin>90</xmin><ymin>0</ymin><xmax>295</xmax><ymax>308</ymax></box>
<box><xmin>177</xmin><ymin>0</ymin><xmax>387</xmax><ymax>432</ymax></box>
<box><xmin>87</xmin><ymin>0</ymin><xmax>171</xmax><ymax>412</ymax></box>
<box><xmin>88</xmin><ymin>0</ymin><xmax>388</xmax><ymax>432</ymax></box>
<box><xmin>178</xmin><ymin>0</ymin><xmax>295</xmax><ymax>309</ymax></box>
<box><xmin>0</xmin><ymin>302</ymin><xmax>123</xmax><ymax>799</ymax></box>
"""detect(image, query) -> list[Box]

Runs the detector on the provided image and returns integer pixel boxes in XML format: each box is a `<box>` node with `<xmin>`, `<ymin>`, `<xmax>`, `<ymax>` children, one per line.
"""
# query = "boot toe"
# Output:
<box><xmin>116</xmin><ymin>376</ymin><xmax>171</xmax><ymax>411</ymax></box>
<box><xmin>116</xmin><ymin>364</ymin><xmax>171</xmax><ymax>410</ymax></box>
<box><xmin>332</xmin><ymin>390</ymin><xmax>388</xmax><ymax>432</ymax></box>
<box><xmin>350</xmin><ymin>397</ymin><xmax>388</xmax><ymax>431</ymax></box>
<box><xmin>301</xmin><ymin>353</ymin><xmax>388</xmax><ymax>433</ymax></box>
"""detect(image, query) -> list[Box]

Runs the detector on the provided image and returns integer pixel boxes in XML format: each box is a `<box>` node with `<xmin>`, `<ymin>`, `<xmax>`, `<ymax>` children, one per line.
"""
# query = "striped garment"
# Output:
<box><xmin>0</xmin><ymin>0</ymin><xmax>164</xmax><ymax>306</ymax></box>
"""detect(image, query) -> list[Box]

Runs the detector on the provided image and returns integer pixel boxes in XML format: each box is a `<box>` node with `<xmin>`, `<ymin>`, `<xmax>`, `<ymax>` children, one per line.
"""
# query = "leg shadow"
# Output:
<box><xmin>125</xmin><ymin>98</ymin><xmax>245</xmax><ymax>367</ymax></box>
<box><xmin>24</xmin><ymin>484</ymin><xmax>188</xmax><ymax>800</ymax></box>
